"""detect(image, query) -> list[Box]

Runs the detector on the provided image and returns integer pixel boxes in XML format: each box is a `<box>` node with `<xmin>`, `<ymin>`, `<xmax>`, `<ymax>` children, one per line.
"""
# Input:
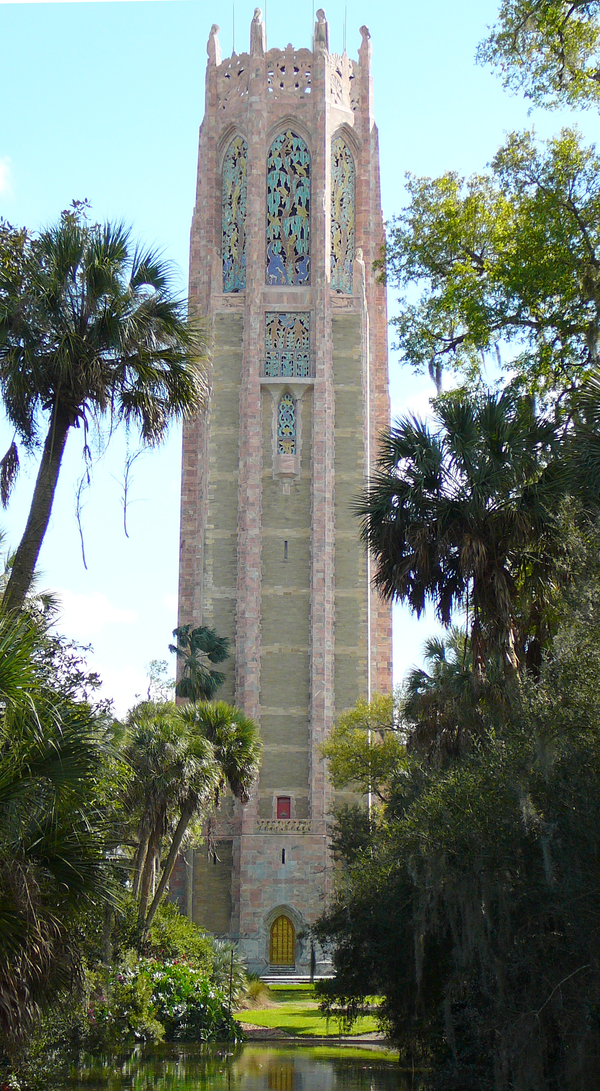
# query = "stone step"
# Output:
<box><xmin>260</xmin><ymin>972</ymin><xmax>334</xmax><ymax>984</ymax></box>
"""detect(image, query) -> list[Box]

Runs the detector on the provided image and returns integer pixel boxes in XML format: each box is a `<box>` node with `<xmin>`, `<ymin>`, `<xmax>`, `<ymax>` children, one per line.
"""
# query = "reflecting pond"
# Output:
<box><xmin>64</xmin><ymin>1043</ymin><xmax>418</xmax><ymax>1091</ymax></box>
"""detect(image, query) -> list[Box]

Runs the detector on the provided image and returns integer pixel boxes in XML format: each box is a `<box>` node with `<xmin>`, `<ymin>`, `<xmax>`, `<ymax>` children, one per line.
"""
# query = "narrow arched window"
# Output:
<box><xmin>222</xmin><ymin>136</ymin><xmax>248</xmax><ymax>292</ymax></box>
<box><xmin>277</xmin><ymin>393</ymin><xmax>296</xmax><ymax>455</ymax></box>
<box><xmin>330</xmin><ymin>136</ymin><xmax>355</xmax><ymax>293</ymax></box>
<box><xmin>266</xmin><ymin>130</ymin><xmax>310</xmax><ymax>285</ymax></box>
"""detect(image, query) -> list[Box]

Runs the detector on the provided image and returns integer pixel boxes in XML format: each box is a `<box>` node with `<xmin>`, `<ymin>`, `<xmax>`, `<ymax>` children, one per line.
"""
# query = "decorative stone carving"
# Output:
<box><xmin>264</xmin><ymin>312</ymin><xmax>311</xmax><ymax>377</ymax></box>
<box><xmin>256</xmin><ymin>818</ymin><xmax>312</xmax><ymax>833</ymax></box>
<box><xmin>266</xmin><ymin>49</ymin><xmax>312</xmax><ymax>99</ymax></box>
<box><xmin>222</xmin><ymin>136</ymin><xmax>248</xmax><ymax>292</ymax></box>
<box><xmin>216</xmin><ymin>57</ymin><xmax>250</xmax><ymax>111</ymax></box>
<box><xmin>266</xmin><ymin>132</ymin><xmax>311</xmax><ymax>285</ymax></box>
<box><xmin>331</xmin><ymin>136</ymin><xmax>355</xmax><ymax>293</ymax></box>
<box><xmin>314</xmin><ymin>8</ymin><xmax>329</xmax><ymax>51</ymax></box>
<box><xmin>328</xmin><ymin>52</ymin><xmax>357</xmax><ymax>110</ymax></box>
<box><xmin>359</xmin><ymin>24</ymin><xmax>372</xmax><ymax>67</ymax></box>
<box><xmin>207</xmin><ymin>23</ymin><xmax>221</xmax><ymax>66</ymax></box>
<box><xmin>250</xmin><ymin>7</ymin><xmax>266</xmax><ymax>57</ymax></box>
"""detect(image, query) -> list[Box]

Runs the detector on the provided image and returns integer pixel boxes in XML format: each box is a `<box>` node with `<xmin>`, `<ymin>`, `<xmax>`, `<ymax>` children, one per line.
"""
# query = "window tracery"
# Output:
<box><xmin>222</xmin><ymin>136</ymin><xmax>248</xmax><ymax>292</ymax></box>
<box><xmin>266</xmin><ymin>130</ymin><xmax>310</xmax><ymax>285</ymax></box>
<box><xmin>277</xmin><ymin>393</ymin><xmax>297</xmax><ymax>455</ymax></box>
<box><xmin>330</xmin><ymin>137</ymin><xmax>355</xmax><ymax>294</ymax></box>
<box><xmin>264</xmin><ymin>312</ymin><xmax>311</xmax><ymax>377</ymax></box>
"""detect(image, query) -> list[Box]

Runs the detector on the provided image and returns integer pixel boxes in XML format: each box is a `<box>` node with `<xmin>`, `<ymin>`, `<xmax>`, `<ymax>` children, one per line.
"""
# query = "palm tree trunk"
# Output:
<box><xmin>3</xmin><ymin>404</ymin><xmax>71</xmax><ymax>614</ymax></box>
<box><xmin>143</xmin><ymin>802</ymin><xmax>195</xmax><ymax>934</ymax></box>
<box><xmin>137</xmin><ymin>823</ymin><xmax>163</xmax><ymax>924</ymax></box>
<box><xmin>131</xmin><ymin>820</ymin><xmax>152</xmax><ymax>900</ymax></box>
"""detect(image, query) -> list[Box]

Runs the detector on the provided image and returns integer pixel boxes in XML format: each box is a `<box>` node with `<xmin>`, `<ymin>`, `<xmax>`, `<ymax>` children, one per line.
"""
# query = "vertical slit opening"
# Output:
<box><xmin>284</xmin><ymin>540</ymin><xmax>288</xmax><ymax>561</ymax></box>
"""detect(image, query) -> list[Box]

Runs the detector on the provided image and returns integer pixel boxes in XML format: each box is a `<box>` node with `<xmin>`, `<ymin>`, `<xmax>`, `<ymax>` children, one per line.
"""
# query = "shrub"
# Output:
<box><xmin>84</xmin><ymin>957</ymin><xmax>164</xmax><ymax>1048</ymax></box>
<box><xmin>145</xmin><ymin>903</ymin><xmax>214</xmax><ymax>969</ymax></box>
<box><xmin>145</xmin><ymin>960</ymin><xmax>241</xmax><ymax>1041</ymax></box>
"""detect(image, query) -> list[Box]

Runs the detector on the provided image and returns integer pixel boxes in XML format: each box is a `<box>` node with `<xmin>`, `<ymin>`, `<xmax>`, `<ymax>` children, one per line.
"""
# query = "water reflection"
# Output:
<box><xmin>66</xmin><ymin>1043</ymin><xmax>413</xmax><ymax>1091</ymax></box>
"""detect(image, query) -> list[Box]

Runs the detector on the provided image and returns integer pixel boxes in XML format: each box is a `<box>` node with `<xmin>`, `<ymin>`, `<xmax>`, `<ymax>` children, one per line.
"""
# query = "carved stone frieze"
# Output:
<box><xmin>256</xmin><ymin>818</ymin><xmax>312</xmax><ymax>833</ymax></box>
<box><xmin>216</xmin><ymin>55</ymin><xmax>250</xmax><ymax>111</ymax></box>
<box><xmin>266</xmin><ymin>47</ymin><xmax>312</xmax><ymax>99</ymax></box>
<box><xmin>328</xmin><ymin>52</ymin><xmax>358</xmax><ymax>111</ymax></box>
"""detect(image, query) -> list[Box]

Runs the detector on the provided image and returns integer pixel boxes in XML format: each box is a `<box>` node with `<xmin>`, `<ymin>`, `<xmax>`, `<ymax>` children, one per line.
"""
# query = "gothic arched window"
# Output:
<box><xmin>222</xmin><ymin>135</ymin><xmax>248</xmax><ymax>292</ymax></box>
<box><xmin>277</xmin><ymin>393</ymin><xmax>297</xmax><ymax>455</ymax></box>
<box><xmin>330</xmin><ymin>136</ymin><xmax>355</xmax><ymax>294</ymax></box>
<box><xmin>266</xmin><ymin>130</ymin><xmax>310</xmax><ymax>285</ymax></box>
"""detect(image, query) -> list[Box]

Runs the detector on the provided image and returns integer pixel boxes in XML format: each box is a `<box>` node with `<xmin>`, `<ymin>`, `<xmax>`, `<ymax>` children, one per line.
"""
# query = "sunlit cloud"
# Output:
<box><xmin>96</xmin><ymin>663</ymin><xmax>148</xmax><ymax>719</ymax></box>
<box><xmin>55</xmin><ymin>589</ymin><xmax>138</xmax><ymax>640</ymax></box>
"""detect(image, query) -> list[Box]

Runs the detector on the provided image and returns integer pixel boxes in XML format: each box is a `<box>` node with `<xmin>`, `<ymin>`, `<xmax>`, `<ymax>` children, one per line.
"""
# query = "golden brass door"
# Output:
<box><xmin>270</xmin><ymin>915</ymin><xmax>295</xmax><ymax>966</ymax></box>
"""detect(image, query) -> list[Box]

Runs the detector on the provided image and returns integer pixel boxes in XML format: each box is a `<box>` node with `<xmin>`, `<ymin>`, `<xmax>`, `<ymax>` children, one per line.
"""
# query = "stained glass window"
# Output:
<box><xmin>222</xmin><ymin>136</ymin><xmax>248</xmax><ymax>292</ymax></box>
<box><xmin>264</xmin><ymin>312</ymin><xmax>311</xmax><ymax>377</ymax></box>
<box><xmin>330</xmin><ymin>137</ymin><xmax>355</xmax><ymax>294</ymax></box>
<box><xmin>277</xmin><ymin>394</ymin><xmax>296</xmax><ymax>455</ymax></box>
<box><xmin>266</xmin><ymin>130</ymin><xmax>310</xmax><ymax>285</ymax></box>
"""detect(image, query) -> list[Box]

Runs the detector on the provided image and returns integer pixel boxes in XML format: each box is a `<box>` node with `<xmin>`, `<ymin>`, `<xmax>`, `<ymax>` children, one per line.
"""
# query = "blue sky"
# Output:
<box><xmin>0</xmin><ymin>0</ymin><xmax>593</xmax><ymax>713</ymax></box>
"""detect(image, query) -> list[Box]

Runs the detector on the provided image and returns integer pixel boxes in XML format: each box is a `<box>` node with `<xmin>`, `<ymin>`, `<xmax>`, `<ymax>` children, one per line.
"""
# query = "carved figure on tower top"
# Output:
<box><xmin>359</xmin><ymin>24</ymin><xmax>372</xmax><ymax>64</ymax></box>
<box><xmin>207</xmin><ymin>23</ymin><xmax>221</xmax><ymax>66</ymax></box>
<box><xmin>314</xmin><ymin>9</ymin><xmax>329</xmax><ymax>52</ymax></box>
<box><xmin>250</xmin><ymin>8</ymin><xmax>266</xmax><ymax>57</ymax></box>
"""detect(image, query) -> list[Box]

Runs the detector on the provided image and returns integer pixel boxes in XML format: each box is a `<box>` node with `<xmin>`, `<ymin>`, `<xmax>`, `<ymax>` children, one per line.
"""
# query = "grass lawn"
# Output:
<box><xmin>236</xmin><ymin>983</ymin><xmax>380</xmax><ymax>1038</ymax></box>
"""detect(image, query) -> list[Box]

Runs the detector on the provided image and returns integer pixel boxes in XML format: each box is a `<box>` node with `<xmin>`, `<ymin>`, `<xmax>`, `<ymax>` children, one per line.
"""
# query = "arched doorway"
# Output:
<box><xmin>270</xmin><ymin>914</ymin><xmax>295</xmax><ymax>967</ymax></box>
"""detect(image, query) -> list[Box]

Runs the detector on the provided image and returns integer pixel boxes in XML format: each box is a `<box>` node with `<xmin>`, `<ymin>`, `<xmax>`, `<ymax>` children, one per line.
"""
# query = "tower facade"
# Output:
<box><xmin>177</xmin><ymin>8</ymin><xmax>391</xmax><ymax>973</ymax></box>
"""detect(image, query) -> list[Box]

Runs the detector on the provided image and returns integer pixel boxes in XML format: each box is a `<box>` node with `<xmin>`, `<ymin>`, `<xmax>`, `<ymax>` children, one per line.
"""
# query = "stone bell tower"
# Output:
<box><xmin>177</xmin><ymin>8</ymin><xmax>391</xmax><ymax>973</ymax></box>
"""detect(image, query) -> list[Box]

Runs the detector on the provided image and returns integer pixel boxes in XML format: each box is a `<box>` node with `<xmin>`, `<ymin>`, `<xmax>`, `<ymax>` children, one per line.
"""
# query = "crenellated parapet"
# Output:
<box><xmin>207</xmin><ymin>8</ymin><xmax>367</xmax><ymax>119</ymax></box>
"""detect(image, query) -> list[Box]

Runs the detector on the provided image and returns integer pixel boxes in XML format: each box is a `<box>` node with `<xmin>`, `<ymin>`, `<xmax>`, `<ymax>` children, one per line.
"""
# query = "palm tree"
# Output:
<box><xmin>0</xmin><ymin>208</ymin><xmax>209</xmax><ymax>613</ymax></box>
<box><xmin>402</xmin><ymin>629</ymin><xmax>509</xmax><ymax>762</ymax></box>
<box><xmin>0</xmin><ymin>609</ymin><xmax>116</xmax><ymax>1041</ymax></box>
<box><xmin>169</xmin><ymin>625</ymin><xmax>230</xmax><ymax>701</ymax></box>
<box><xmin>122</xmin><ymin>701</ymin><xmax>218</xmax><ymax>926</ymax></box>
<box><xmin>359</xmin><ymin>389</ymin><xmax>567</xmax><ymax>675</ymax></box>
<box><xmin>143</xmin><ymin>701</ymin><xmax>261</xmax><ymax>933</ymax></box>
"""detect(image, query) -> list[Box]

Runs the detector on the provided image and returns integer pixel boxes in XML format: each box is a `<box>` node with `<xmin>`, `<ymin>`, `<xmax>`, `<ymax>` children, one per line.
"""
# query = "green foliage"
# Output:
<box><xmin>145</xmin><ymin>658</ymin><xmax>175</xmax><ymax>703</ymax></box>
<box><xmin>479</xmin><ymin>0</ymin><xmax>600</xmax><ymax>110</ymax></box>
<box><xmin>385</xmin><ymin>129</ymin><xmax>600</xmax><ymax>399</ymax></box>
<box><xmin>0</xmin><ymin>205</ymin><xmax>210</xmax><ymax>613</ymax></box>
<box><xmin>208</xmin><ymin>939</ymin><xmax>249</xmax><ymax>1003</ymax></box>
<box><xmin>359</xmin><ymin>388</ymin><xmax>568</xmax><ymax>674</ymax></box>
<box><xmin>144</xmin><ymin>903</ymin><xmax>214</xmax><ymax>969</ymax></box>
<box><xmin>320</xmin><ymin>693</ymin><xmax>405</xmax><ymax>801</ymax></box>
<box><xmin>0</xmin><ymin>610</ymin><xmax>120</xmax><ymax>1044</ymax></box>
<box><xmin>170</xmin><ymin>625</ymin><xmax>230</xmax><ymax>702</ymax></box>
<box><xmin>317</xmin><ymin>547</ymin><xmax>600</xmax><ymax>1089</ymax></box>
<box><xmin>242</xmin><ymin>974</ymin><xmax>272</xmax><ymax>1007</ymax></box>
<box><xmin>85</xmin><ymin>956</ymin><xmax>165</xmax><ymax>1048</ymax></box>
<box><xmin>120</xmin><ymin>699</ymin><xmax>260</xmax><ymax>936</ymax></box>
<box><xmin>144</xmin><ymin>960</ymin><xmax>240</xmax><ymax>1042</ymax></box>
<box><xmin>402</xmin><ymin>629</ymin><xmax>512</xmax><ymax>763</ymax></box>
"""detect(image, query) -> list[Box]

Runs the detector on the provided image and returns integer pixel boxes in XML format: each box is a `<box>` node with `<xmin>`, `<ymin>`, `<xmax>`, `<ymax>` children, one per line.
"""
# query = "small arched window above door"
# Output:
<box><xmin>270</xmin><ymin>914</ymin><xmax>295</xmax><ymax>966</ymax></box>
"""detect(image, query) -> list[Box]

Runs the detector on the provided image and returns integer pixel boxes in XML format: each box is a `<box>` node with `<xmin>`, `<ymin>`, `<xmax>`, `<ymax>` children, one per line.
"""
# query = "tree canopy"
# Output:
<box><xmin>479</xmin><ymin>0</ymin><xmax>600</xmax><ymax>109</ymax></box>
<box><xmin>359</xmin><ymin>388</ymin><xmax>569</xmax><ymax>674</ymax></box>
<box><xmin>0</xmin><ymin>207</ymin><xmax>209</xmax><ymax>613</ymax></box>
<box><xmin>385</xmin><ymin>128</ymin><xmax>600</xmax><ymax>400</ymax></box>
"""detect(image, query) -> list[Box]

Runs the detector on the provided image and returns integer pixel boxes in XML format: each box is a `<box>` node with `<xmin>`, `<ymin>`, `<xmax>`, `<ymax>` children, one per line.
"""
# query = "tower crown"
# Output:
<box><xmin>206</xmin><ymin>9</ymin><xmax>372</xmax><ymax>121</ymax></box>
